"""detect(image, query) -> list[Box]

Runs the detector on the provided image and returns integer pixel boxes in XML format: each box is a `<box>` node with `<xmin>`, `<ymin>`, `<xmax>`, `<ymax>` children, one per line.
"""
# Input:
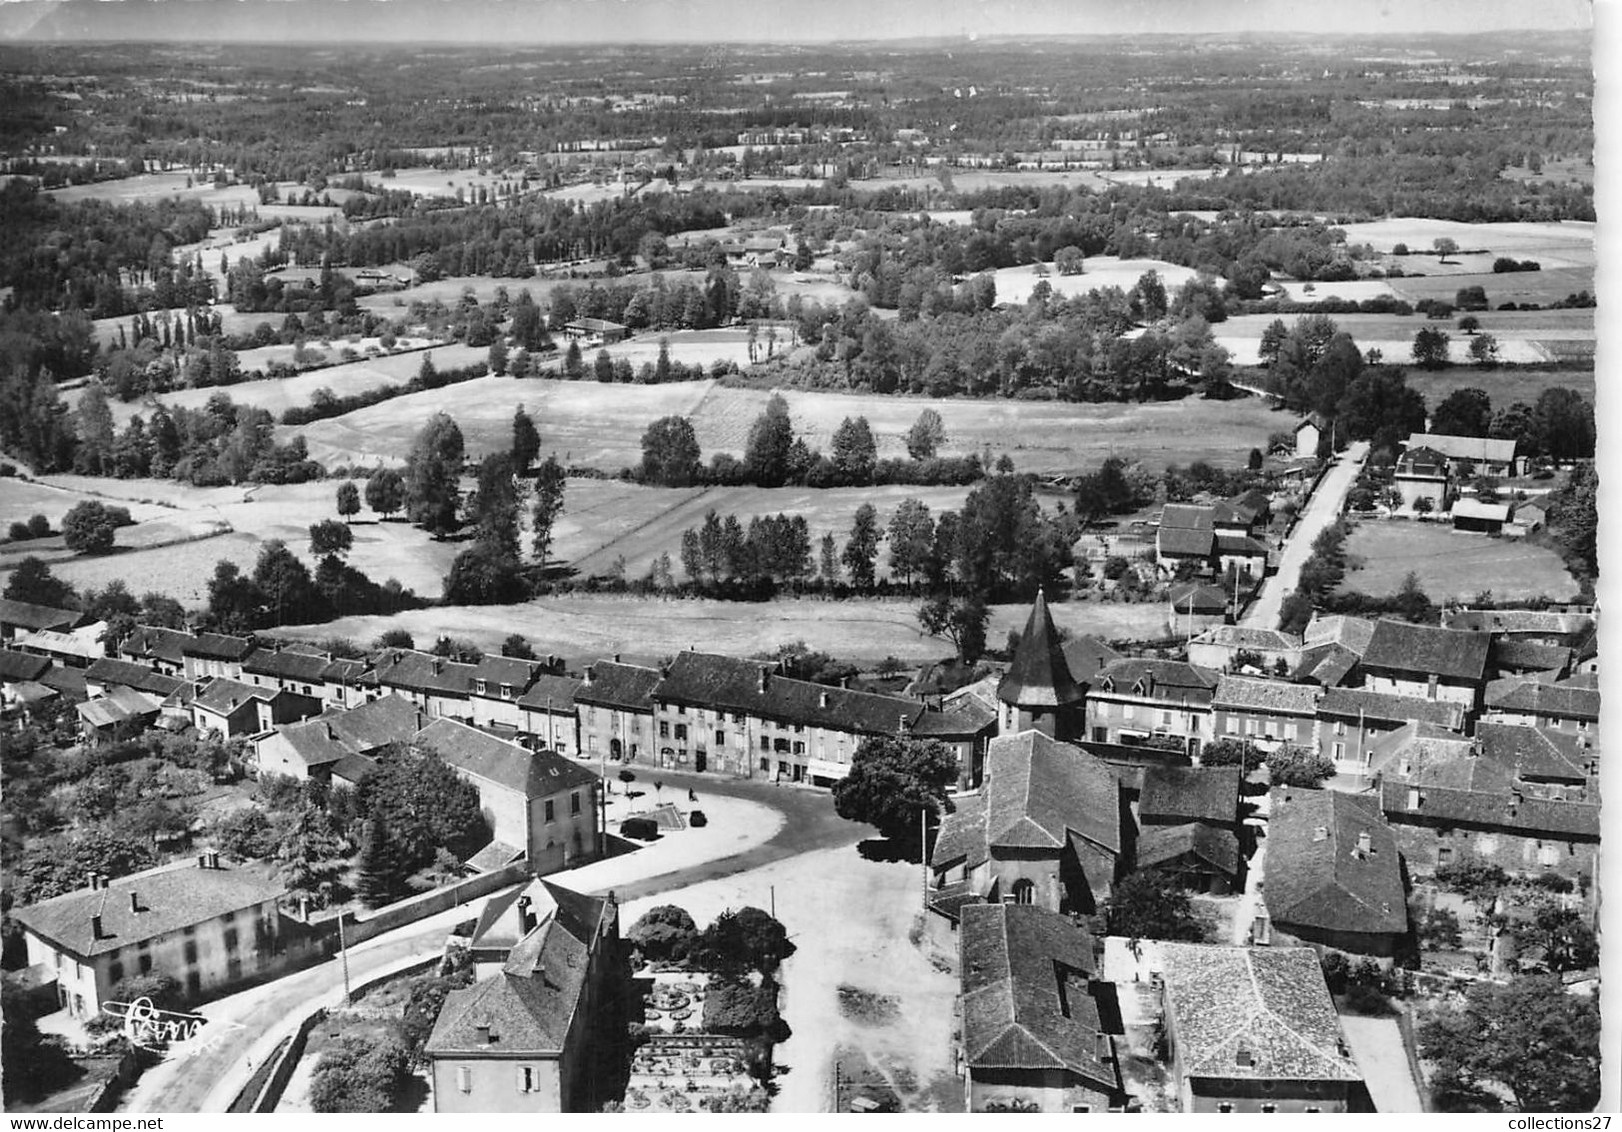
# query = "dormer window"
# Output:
<box><xmin>501</xmin><ymin>684</ymin><xmax>512</xmax><ymax>699</ymax></box>
<box><xmin>1235</xmin><ymin>1045</ymin><xmax>1253</xmax><ymax>1068</ymax></box>
<box><xmin>475</xmin><ymin>679</ymin><xmax>487</xmax><ymax>695</ymax></box>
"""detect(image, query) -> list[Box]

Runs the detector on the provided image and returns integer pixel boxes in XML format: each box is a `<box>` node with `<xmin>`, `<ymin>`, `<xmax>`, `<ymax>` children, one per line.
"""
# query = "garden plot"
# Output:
<box><xmin>990</xmin><ymin>256</ymin><xmax>1201</xmax><ymax>307</ymax></box>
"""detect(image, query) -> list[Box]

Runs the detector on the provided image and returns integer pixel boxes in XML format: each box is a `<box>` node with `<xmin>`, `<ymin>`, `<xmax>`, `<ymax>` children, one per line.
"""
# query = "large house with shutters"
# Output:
<box><xmin>1084</xmin><ymin>659</ymin><xmax>1219</xmax><ymax>758</ymax></box>
<box><xmin>1357</xmin><ymin>619</ymin><xmax>1490</xmax><ymax>709</ymax></box>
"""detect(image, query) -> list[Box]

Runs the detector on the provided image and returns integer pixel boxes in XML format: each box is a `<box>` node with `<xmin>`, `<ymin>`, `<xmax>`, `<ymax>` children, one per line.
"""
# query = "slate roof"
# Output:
<box><xmin>40</xmin><ymin>664</ymin><xmax>86</xmax><ymax>698</ymax></box>
<box><xmin>1061</xmin><ymin>635</ymin><xmax>1123</xmax><ymax>679</ymax></box>
<box><xmin>1405</xmin><ymin>432</ymin><xmax>1518</xmax><ymax>465</ymax></box>
<box><xmin>320</xmin><ymin>657</ymin><xmax>368</xmax><ymax>685</ymax></box>
<box><xmin>242</xmin><ymin>645</ymin><xmax>332</xmax><ymax>684</ymax></box>
<box><xmin>472</xmin><ymin>655</ymin><xmax>543</xmax><ymax>692</ymax></box>
<box><xmin>1137</xmin><ymin>823</ymin><xmax>1241</xmax><ymax>876</ymax></box>
<box><xmin>1485</xmin><ymin>677</ymin><xmax>1600</xmax><ymax>721</ymax></box>
<box><xmin>1264</xmin><ymin>789</ymin><xmax>1407</xmax><ymax>936</ymax></box>
<box><xmin>998</xmin><ymin>591</ymin><xmax>1085</xmax><ymax>708</ymax></box>
<box><xmin>1214</xmin><ymin>532</ymin><xmax>1269</xmax><ymax>558</ymax></box>
<box><xmin>180</xmin><ymin>632</ymin><xmax>254</xmax><ymax>662</ymax></box>
<box><xmin>9</xmin><ymin>680</ymin><xmax>57</xmax><ymax>705</ymax></box>
<box><xmin>1160</xmin><ymin>504</ymin><xmax>1215</xmax><ymax>532</ymax></box>
<box><xmin>1294</xmin><ymin>643</ymin><xmax>1360</xmax><ymax>688</ymax></box>
<box><xmin>1360</xmin><ymin>620</ymin><xmax>1489</xmax><ymax>683</ymax></box>
<box><xmin>1191</xmin><ymin>626</ymin><xmax>1300</xmax><ymax>653</ymax></box>
<box><xmin>911</xmin><ymin>704</ymin><xmax>992</xmax><ymax>739</ymax></box>
<box><xmin>329</xmin><ymin>753</ymin><xmax>381</xmax><ymax>787</ymax></box>
<box><xmin>12</xmin><ymin>858</ymin><xmax>284</xmax><ymax>958</ymax></box>
<box><xmin>470</xmin><ymin>877</ymin><xmax>612</xmax><ymax>956</ymax></box>
<box><xmin>1317</xmin><ymin>688</ymin><xmax>1467</xmax><ymax>730</ymax></box>
<box><xmin>984</xmin><ymin>731</ymin><xmax>1120</xmax><ymax>855</ymax></box>
<box><xmin>516</xmin><ymin>673</ymin><xmax>584</xmax><ymax>712</ymax></box>
<box><xmin>1365</xmin><ymin>722</ymin><xmax>1476</xmax><ymax>783</ymax></box>
<box><xmin>1168</xmin><ymin>583</ymin><xmax>1227</xmax><ymax>615</ymax></box>
<box><xmin>1377</xmin><ymin>780</ymin><xmax>1601</xmax><ymax>838</ymax></box>
<box><xmin>653</xmin><ymin>651</ymin><xmax>923</xmax><ymax>734</ymax></box>
<box><xmin>1139</xmin><ymin>766</ymin><xmax>1240</xmax><ymax>825</ymax></box>
<box><xmin>16</xmin><ymin>627</ymin><xmax>103</xmax><ymax>662</ymax></box>
<box><xmin>572</xmin><ymin>660</ymin><xmax>662</xmax><ymax>713</ymax></box>
<box><xmin>959</xmin><ymin>903</ymin><xmax>1118</xmax><ymax>1092</ymax></box>
<box><xmin>0</xmin><ymin>598</ymin><xmax>81</xmax><ymax>634</ymax></box>
<box><xmin>1213</xmin><ymin>675</ymin><xmax>1320</xmax><ymax>716</ymax></box>
<box><xmin>84</xmin><ymin>657</ymin><xmax>185</xmax><ymax>697</ymax></box>
<box><xmin>119</xmin><ymin>626</ymin><xmax>193</xmax><ymax>667</ymax></box>
<box><xmin>368</xmin><ymin>649</ymin><xmax>476</xmax><ymax>697</ymax></box>
<box><xmin>0</xmin><ymin>649</ymin><xmax>51</xmax><ymax>683</ymax></box>
<box><xmin>1095</xmin><ymin>659</ymin><xmax>1219</xmax><ymax>707</ymax></box>
<box><xmin>1158</xmin><ymin>944</ymin><xmax>1360</xmax><ymax>1083</ymax></box>
<box><xmin>944</xmin><ymin>674</ymin><xmax>1002</xmax><ymax>721</ymax></box>
<box><xmin>426</xmin><ymin>880</ymin><xmax>613</xmax><ymax>1058</ymax></box>
<box><xmin>1476</xmin><ymin>722</ymin><xmax>1589</xmax><ymax>783</ymax></box>
<box><xmin>416</xmin><ymin>718</ymin><xmax>598</xmax><ymax>798</ymax></box>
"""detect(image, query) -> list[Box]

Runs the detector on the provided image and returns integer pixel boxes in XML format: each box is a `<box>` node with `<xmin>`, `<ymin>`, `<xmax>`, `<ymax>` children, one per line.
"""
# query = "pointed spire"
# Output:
<box><xmin>997</xmin><ymin>589</ymin><xmax>1085</xmax><ymax>708</ymax></box>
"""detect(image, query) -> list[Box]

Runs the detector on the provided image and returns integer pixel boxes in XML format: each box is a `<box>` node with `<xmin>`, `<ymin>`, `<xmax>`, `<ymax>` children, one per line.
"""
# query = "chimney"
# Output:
<box><xmin>613</xmin><ymin>653</ymin><xmax>621</xmax><ymax>664</ymax></box>
<box><xmin>199</xmin><ymin>853</ymin><xmax>209</xmax><ymax>869</ymax></box>
<box><xmin>584</xmin><ymin>665</ymin><xmax>595</xmax><ymax>686</ymax></box>
<box><xmin>88</xmin><ymin>872</ymin><xmax>101</xmax><ymax>891</ymax></box>
<box><xmin>433</xmin><ymin>658</ymin><xmax>443</xmax><ymax>674</ymax></box>
<box><xmin>208</xmin><ymin>850</ymin><xmax>220</xmax><ymax>869</ymax></box>
<box><xmin>819</xmin><ymin>690</ymin><xmax>830</xmax><ymax>709</ymax></box>
<box><xmin>757</xmin><ymin>667</ymin><xmax>770</xmax><ymax>693</ymax></box>
<box><xmin>840</xmin><ymin>675</ymin><xmax>851</xmax><ymax>689</ymax></box>
<box><xmin>475</xmin><ymin>1023</ymin><xmax>493</xmax><ymax>1045</ymax></box>
<box><xmin>1356</xmin><ymin>830</ymin><xmax>1372</xmax><ymax>855</ymax></box>
<box><xmin>517</xmin><ymin>895</ymin><xmax>537</xmax><ymax>934</ymax></box>
<box><xmin>899</xmin><ymin>713</ymin><xmax>912</xmax><ymax>735</ymax></box>
<box><xmin>129</xmin><ymin>891</ymin><xmax>141</xmax><ymax>914</ymax></box>
<box><xmin>1312</xmin><ymin>825</ymin><xmax>1328</xmax><ymax>843</ymax></box>
<box><xmin>91</xmin><ymin>914</ymin><xmax>104</xmax><ymax>939</ymax></box>
<box><xmin>326</xmin><ymin>722</ymin><xmax>338</xmax><ymax>740</ymax></box>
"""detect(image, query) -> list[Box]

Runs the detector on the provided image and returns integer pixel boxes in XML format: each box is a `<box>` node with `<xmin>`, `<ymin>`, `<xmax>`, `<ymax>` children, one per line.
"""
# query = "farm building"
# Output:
<box><xmin>1293</xmin><ymin>412</ymin><xmax>1330</xmax><ymax>459</ymax></box>
<box><xmin>1357</xmin><ymin>619</ymin><xmax>1490</xmax><ymax>709</ymax></box>
<box><xmin>1451</xmin><ymin>497</ymin><xmax>1510</xmax><ymax>533</ymax></box>
<box><xmin>0</xmin><ymin>598</ymin><xmax>84</xmax><ymax>642</ymax></box>
<box><xmin>561</xmin><ymin>317</ymin><xmax>629</xmax><ymax>344</ymax></box>
<box><xmin>1391</xmin><ymin>445</ymin><xmax>1450</xmax><ymax>513</ymax></box>
<box><xmin>1404</xmin><ymin>432</ymin><xmax>1519</xmax><ymax>477</ymax></box>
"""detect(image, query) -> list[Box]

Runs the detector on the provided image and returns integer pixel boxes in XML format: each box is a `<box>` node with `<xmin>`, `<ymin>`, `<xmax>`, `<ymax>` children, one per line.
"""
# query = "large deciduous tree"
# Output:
<box><xmin>905</xmin><ymin>407</ymin><xmax>946</xmax><ymax>461</ymax></box>
<box><xmin>60</xmin><ymin>501</ymin><xmax>118</xmax><ymax>555</ymax></box>
<box><xmin>364</xmin><ymin>466</ymin><xmax>405</xmax><ymax>519</ymax></box>
<box><xmin>405</xmin><ymin>412</ymin><xmax>465</xmax><ymax>538</ymax></box>
<box><xmin>511</xmin><ymin>404</ymin><xmax>540</xmax><ymax>472</ymax></box>
<box><xmin>640</xmin><ymin>415</ymin><xmax>702</xmax><ymax>487</ymax></box>
<box><xmin>830</xmin><ymin>415</ymin><xmax>878</xmax><ymax>485</ymax></box>
<box><xmin>887</xmin><ymin>498</ymin><xmax>935</xmax><ymax>588</ymax></box>
<box><xmin>744</xmin><ymin>394</ymin><xmax>794</xmax><ymax>487</ymax></box>
<box><xmin>1104</xmin><ymin>870</ymin><xmax>1209</xmax><ymax>942</ymax></box>
<box><xmin>530</xmin><ymin>456</ymin><xmax>566</xmax><ymax>565</ymax></box>
<box><xmin>357</xmin><ymin>744</ymin><xmax>489</xmax><ymax>873</ymax></box>
<box><xmin>832</xmin><ymin>734</ymin><xmax>959</xmax><ymax>845</ymax></box>
<box><xmin>335</xmin><ymin>479</ymin><xmax>360</xmax><ymax>523</ymax></box>
<box><xmin>841</xmin><ymin>503</ymin><xmax>880</xmax><ymax>588</ymax></box>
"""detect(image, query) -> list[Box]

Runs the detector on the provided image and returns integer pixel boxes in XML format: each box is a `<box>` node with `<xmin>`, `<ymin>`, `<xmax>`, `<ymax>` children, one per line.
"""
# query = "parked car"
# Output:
<box><xmin>688</xmin><ymin>810</ymin><xmax>707</xmax><ymax>828</ymax></box>
<box><xmin>621</xmin><ymin>816</ymin><xmax>660</xmax><ymax>841</ymax></box>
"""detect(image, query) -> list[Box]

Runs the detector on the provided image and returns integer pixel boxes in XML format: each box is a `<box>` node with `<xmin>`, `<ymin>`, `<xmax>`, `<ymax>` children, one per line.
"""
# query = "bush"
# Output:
<box><xmin>1342</xmin><ymin>981</ymin><xmax>1396</xmax><ymax>1016</ymax></box>
<box><xmin>627</xmin><ymin>905</ymin><xmax>698</xmax><ymax>964</ymax></box>
<box><xmin>309</xmin><ymin>1035</ymin><xmax>410</xmax><ymax>1112</ymax></box>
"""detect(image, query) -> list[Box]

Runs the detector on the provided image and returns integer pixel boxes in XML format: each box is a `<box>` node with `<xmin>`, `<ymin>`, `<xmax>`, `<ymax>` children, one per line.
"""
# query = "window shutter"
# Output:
<box><xmin>457</xmin><ymin>1065</ymin><xmax>472</xmax><ymax>1093</ymax></box>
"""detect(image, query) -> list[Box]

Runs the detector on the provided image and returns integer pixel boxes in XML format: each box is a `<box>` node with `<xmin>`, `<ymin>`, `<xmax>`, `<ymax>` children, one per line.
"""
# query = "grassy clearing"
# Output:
<box><xmin>1389</xmin><ymin>267</ymin><xmax>1595</xmax><ymax>308</ymax></box>
<box><xmin>1339</xmin><ymin>519</ymin><xmax>1576</xmax><ymax>602</ymax></box>
<box><xmin>290</xmin><ymin>376</ymin><xmax>1285</xmax><ymax>475</ymax></box>
<box><xmin>1216</xmin><ymin>309</ymin><xmax>1592</xmax><ymax>366</ymax></box>
<box><xmin>1335</xmin><ymin>219</ymin><xmax>1595</xmax><ymax>262</ymax></box>
<box><xmin>990</xmin><ymin>256</ymin><xmax>1201</xmax><ymax>306</ymax></box>
<box><xmin>1403</xmin><ymin>366</ymin><xmax>1593</xmax><ymax>408</ymax></box>
<box><xmin>282</xmin><ymin>593</ymin><xmax>1193</xmax><ymax>662</ymax></box>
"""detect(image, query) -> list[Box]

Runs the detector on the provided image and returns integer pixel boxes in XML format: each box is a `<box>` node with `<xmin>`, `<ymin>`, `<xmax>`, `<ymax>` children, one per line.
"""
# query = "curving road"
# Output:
<box><xmin>1243</xmin><ymin>440</ymin><xmax>1369</xmax><ymax>631</ymax></box>
<box><xmin>118</xmin><ymin>771</ymin><xmax>856</xmax><ymax>1114</ymax></box>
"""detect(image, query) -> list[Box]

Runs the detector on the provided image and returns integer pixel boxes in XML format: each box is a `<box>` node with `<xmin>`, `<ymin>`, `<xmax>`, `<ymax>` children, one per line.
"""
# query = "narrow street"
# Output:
<box><xmin>1243</xmin><ymin>440</ymin><xmax>1369</xmax><ymax>630</ymax></box>
<box><xmin>118</xmin><ymin>772</ymin><xmax>854</xmax><ymax>1113</ymax></box>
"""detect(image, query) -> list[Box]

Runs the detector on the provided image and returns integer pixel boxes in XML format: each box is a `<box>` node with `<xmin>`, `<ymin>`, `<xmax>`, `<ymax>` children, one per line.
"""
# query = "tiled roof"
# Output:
<box><xmin>984</xmin><ymin>731</ymin><xmax>1120</xmax><ymax>854</ymax></box>
<box><xmin>1485</xmin><ymin>677</ymin><xmax>1599</xmax><ymax>721</ymax></box>
<box><xmin>1303</xmin><ymin>614</ymin><xmax>1376</xmax><ymax>655</ymax></box>
<box><xmin>428</xmin><ymin>881</ymin><xmax>613</xmax><ymax>1057</ymax></box>
<box><xmin>1365</xmin><ymin>722</ymin><xmax>1476</xmax><ymax>783</ymax></box>
<box><xmin>516</xmin><ymin>673</ymin><xmax>583</xmax><ymax>711</ymax></box>
<box><xmin>1377</xmin><ymin>780</ymin><xmax>1600</xmax><ymax>838</ymax></box>
<box><xmin>84</xmin><ymin>657</ymin><xmax>185</xmax><ymax>697</ymax></box>
<box><xmin>959</xmin><ymin>903</ymin><xmax>1118</xmax><ymax>1092</ymax></box>
<box><xmin>1158</xmin><ymin>526</ymin><xmax>1215</xmax><ymax>557</ymax></box>
<box><xmin>1213</xmin><ymin>675</ymin><xmax>1320</xmax><ymax>716</ymax></box>
<box><xmin>1441</xmin><ymin>608</ymin><xmax>1595</xmax><ymax>639</ymax></box>
<box><xmin>998</xmin><ymin>592</ymin><xmax>1085</xmax><ymax>709</ymax></box>
<box><xmin>10</xmin><ymin>679</ymin><xmax>57</xmax><ymax>705</ymax></box>
<box><xmin>1158</xmin><ymin>944</ymin><xmax>1361</xmax><ymax>1083</ymax></box>
<box><xmin>1264</xmin><ymin>789</ymin><xmax>1407</xmax><ymax>936</ymax></box>
<box><xmin>1161</xmin><ymin>504</ymin><xmax>1215</xmax><ymax>532</ymax></box>
<box><xmin>193</xmin><ymin>677</ymin><xmax>275</xmax><ymax>715</ymax></box>
<box><xmin>1061</xmin><ymin>635</ymin><xmax>1123</xmax><ymax>680</ymax></box>
<box><xmin>40</xmin><ymin>664</ymin><xmax>86</xmax><ymax>698</ymax></box>
<box><xmin>77</xmin><ymin>687</ymin><xmax>162</xmax><ymax>728</ymax></box>
<box><xmin>320</xmin><ymin>657</ymin><xmax>368</xmax><ymax>684</ymax></box>
<box><xmin>1168</xmin><ymin>583</ymin><xmax>1227</xmax><ymax>615</ymax></box>
<box><xmin>1360</xmin><ymin>620</ymin><xmax>1489</xmax><ymax>683</ymax></box>
<box><xmin>1139</xmin><ymin>766</ymin><xmax>1240</xmax><ymax>825</ymax></box>
<box><xmin>572</xmin><ymin>660</ymin><xmax>662</xmax><ymax>712</ymax></box>
<box><xmin>1095</xmin><ymin>659</ymin><xmax>1219</xmax><ymax>707</ymax></box>
<box><xmin>1214</xmin><ymin>532</ymin><xmax>1269</xmax><ymax>557</ymax></box>
<box><xmin>1476</xmin><ymin>722</ymin><xmax>1589</xmax><ymax>783</ymax></box>
<box><xmin>416</xmin><ymin>718</ymin><xmax>598</xmax><ymax>798</ymax></box>
<box><xmin>1405</xmin><ymin>432</ymin><xmax>1518</xmax><ymax>464</ymax></box>
<box><xmin>470</xmin><ymin>877</ymin><xmax>611</xmax><ymax>956</ymax></box>
<box><xmin>180</xmin><ymin>631</ymin><xmax>254</xmax><ymax>662</ymax></box>
<box><xmin>472</xmin><ymin>655</ymin><xmax>544</xmax><ymax>692</ymax></box>
<box><xmin>1137</xmin><ymin>823</ymin><xmax>1240</xmax><ymax>876</ymax></box>
<box><xmin>367</xmin><ymin>649</ymin><xmax>476</xmax><ymax>697</ymax></box>
<box><xmin>911</xmin><ymin>704</ymin><xmax>991</xmax><ymax>738</ymax></box>
<box><xmin>1490</xmin><ymin>638</ymin><xmax>1572</xmax><ymax>674</ymax></box>
<box><xmin>653</xmin><ymin>651</ymin><xmax>923</xmax><ymax>734</ymax></box>
<box><xmin>16</xmin><ymin>626</ymin><xmax>103</xmax><ymax>661</ymax></box>
<box><xmin>1452</xmin><ymin>498</ymin><xmax>1511</xmax><ymax>523</ymax></box>
<box><xmin>1294</xmin><ymin>643</ymin><xmax>1360</xmax><ymax>688</ymax></box>
<box><xmin>242</xmin><ymin>645</ymin><xmax>331</xmax><ymax>684</ymax></box>
<box><xmin>0</xmin><ymin>649</ymin><xmax>51</xmax><ymax>683</ymax></box>
<box><xmin>931</xmin><ymin>791</ymin><xmax>989</xmax><ymax>871</ymax></box>
<box><xmin>330</xmin><ymin>753</ymin><xmax>380</xmax><ymax>787</ymax></box>
<box><xmin>1191</xmin><ymin>626</ymin><xmax>1300</xmax><ymax>653</ymax></box>
<box><xmin>1317</xmin><ymin>688</ymin><xmax>1466</xmax><ymax>729</ymax></box>
<box><xmin>119</xmin><ymin>626</ymin><xmax>193</xmax><ymax>667</ymax></box>
<box><xmin>0</xmin><ymin>598</ymin><xmax>81</xmax><ymax>634</ymax></box>
<box><xmin>943</xmin><ymin>674</ymin><xmax>1002</xmax><ymax>720</ymax></box>
<box><xmin>13</xmin><ymin>858</ymin><xmax>283</xmax><ymax>958</ymax></box>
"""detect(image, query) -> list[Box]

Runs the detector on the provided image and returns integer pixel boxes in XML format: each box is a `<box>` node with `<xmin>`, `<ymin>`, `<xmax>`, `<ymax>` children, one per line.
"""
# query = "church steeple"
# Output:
<box><xmin>996</xmin><ymin>589</ymin><xmax>1085</xmax><ymax>738</ymax></box>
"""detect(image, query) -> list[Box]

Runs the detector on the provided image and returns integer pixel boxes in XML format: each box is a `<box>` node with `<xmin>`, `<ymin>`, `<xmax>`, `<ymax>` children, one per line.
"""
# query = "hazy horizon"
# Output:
<box><xmin>0</xmin><ymin>0</ymin><xmax>1596</xmax><ymax>45</ymax></box>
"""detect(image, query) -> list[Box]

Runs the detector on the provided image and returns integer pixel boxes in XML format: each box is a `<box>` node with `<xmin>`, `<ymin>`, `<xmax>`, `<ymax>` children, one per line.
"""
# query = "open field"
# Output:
<box><xmin>1335</xmin><ymin>218</ymin><xmax>1594</xmax><ymax>263</ymax></box>
<box><xmin>90</xmin><ymin>304</ymin><xmax>278</xmax><ymax>348</ymax></box>
<box><xmin>290</xmin><ymin>377</ymin><xmax>1287</xmax><ymax>475</ymax></box>
<box><xmin>1339</xmin><ymin>519</ymin><xmax>1577</xmax><ymax>602</ymax></box>
<box><xmin>1403</xmin><ymin>366</ymin><xmax>1594</xmax><ymax>408</ymax></box>
<box><xmin>0</xmin><ymin>476</ymin><xmax>459</xmax><ymax>604</ymax></box>
<box><xmin>107</xmin><ymin>343</ymin><xmax>486</xmax><ymax>428</ymax></box>
<box><xmin>991</xmin><ymin>256</ymin><xmax>1202</xmax><ymax>306</ymax></box>
<box><xmin>1387</xmin><ymin>267</ymin><xmax>1595</xmax><ymax>308</ymax></box>
<box><xmin>1276</xmin><ymin>279</ymin><xmax>1401</xmax><ymax>303</ymax></box>
<box><xmin>1216</xmin><ymin>309</ymin><xmax>1593</xmax><ymax>366</ymax></box>
<box><xmin>868</xmin><ymin>167</ymin><xmax>1112</xmax><ymax>194</ymax></box>
<box><xmin>557</xmin><ymin>480</ymin><xmax>974</xmax><ymax>578</ymax></box>
<box><xmin>370</xmin><ymin>165</ymin><xmax>523</xmax><ymax>200</ymax></box>
<box><xmin>282</xmin><ymin>593</ymin><xmax>1207</xmax><ymax>663</ymax></box>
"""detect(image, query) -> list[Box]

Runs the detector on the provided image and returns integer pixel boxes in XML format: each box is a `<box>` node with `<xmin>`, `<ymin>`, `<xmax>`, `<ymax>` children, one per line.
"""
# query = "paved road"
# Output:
<box><xmin>1341</xmin><ymin>1014</ymin><xmax>1425</xmax><ymax>1112</ymax></box>
<box><xmin>1243</xmin><ymin>441</ymin><xmax>1369</xmax><ymax>631</ymax></box>
<box><xmin>119</xmin><ymin>772</ymin><xmax>854</xmax><ymax>1113</ymax></box>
